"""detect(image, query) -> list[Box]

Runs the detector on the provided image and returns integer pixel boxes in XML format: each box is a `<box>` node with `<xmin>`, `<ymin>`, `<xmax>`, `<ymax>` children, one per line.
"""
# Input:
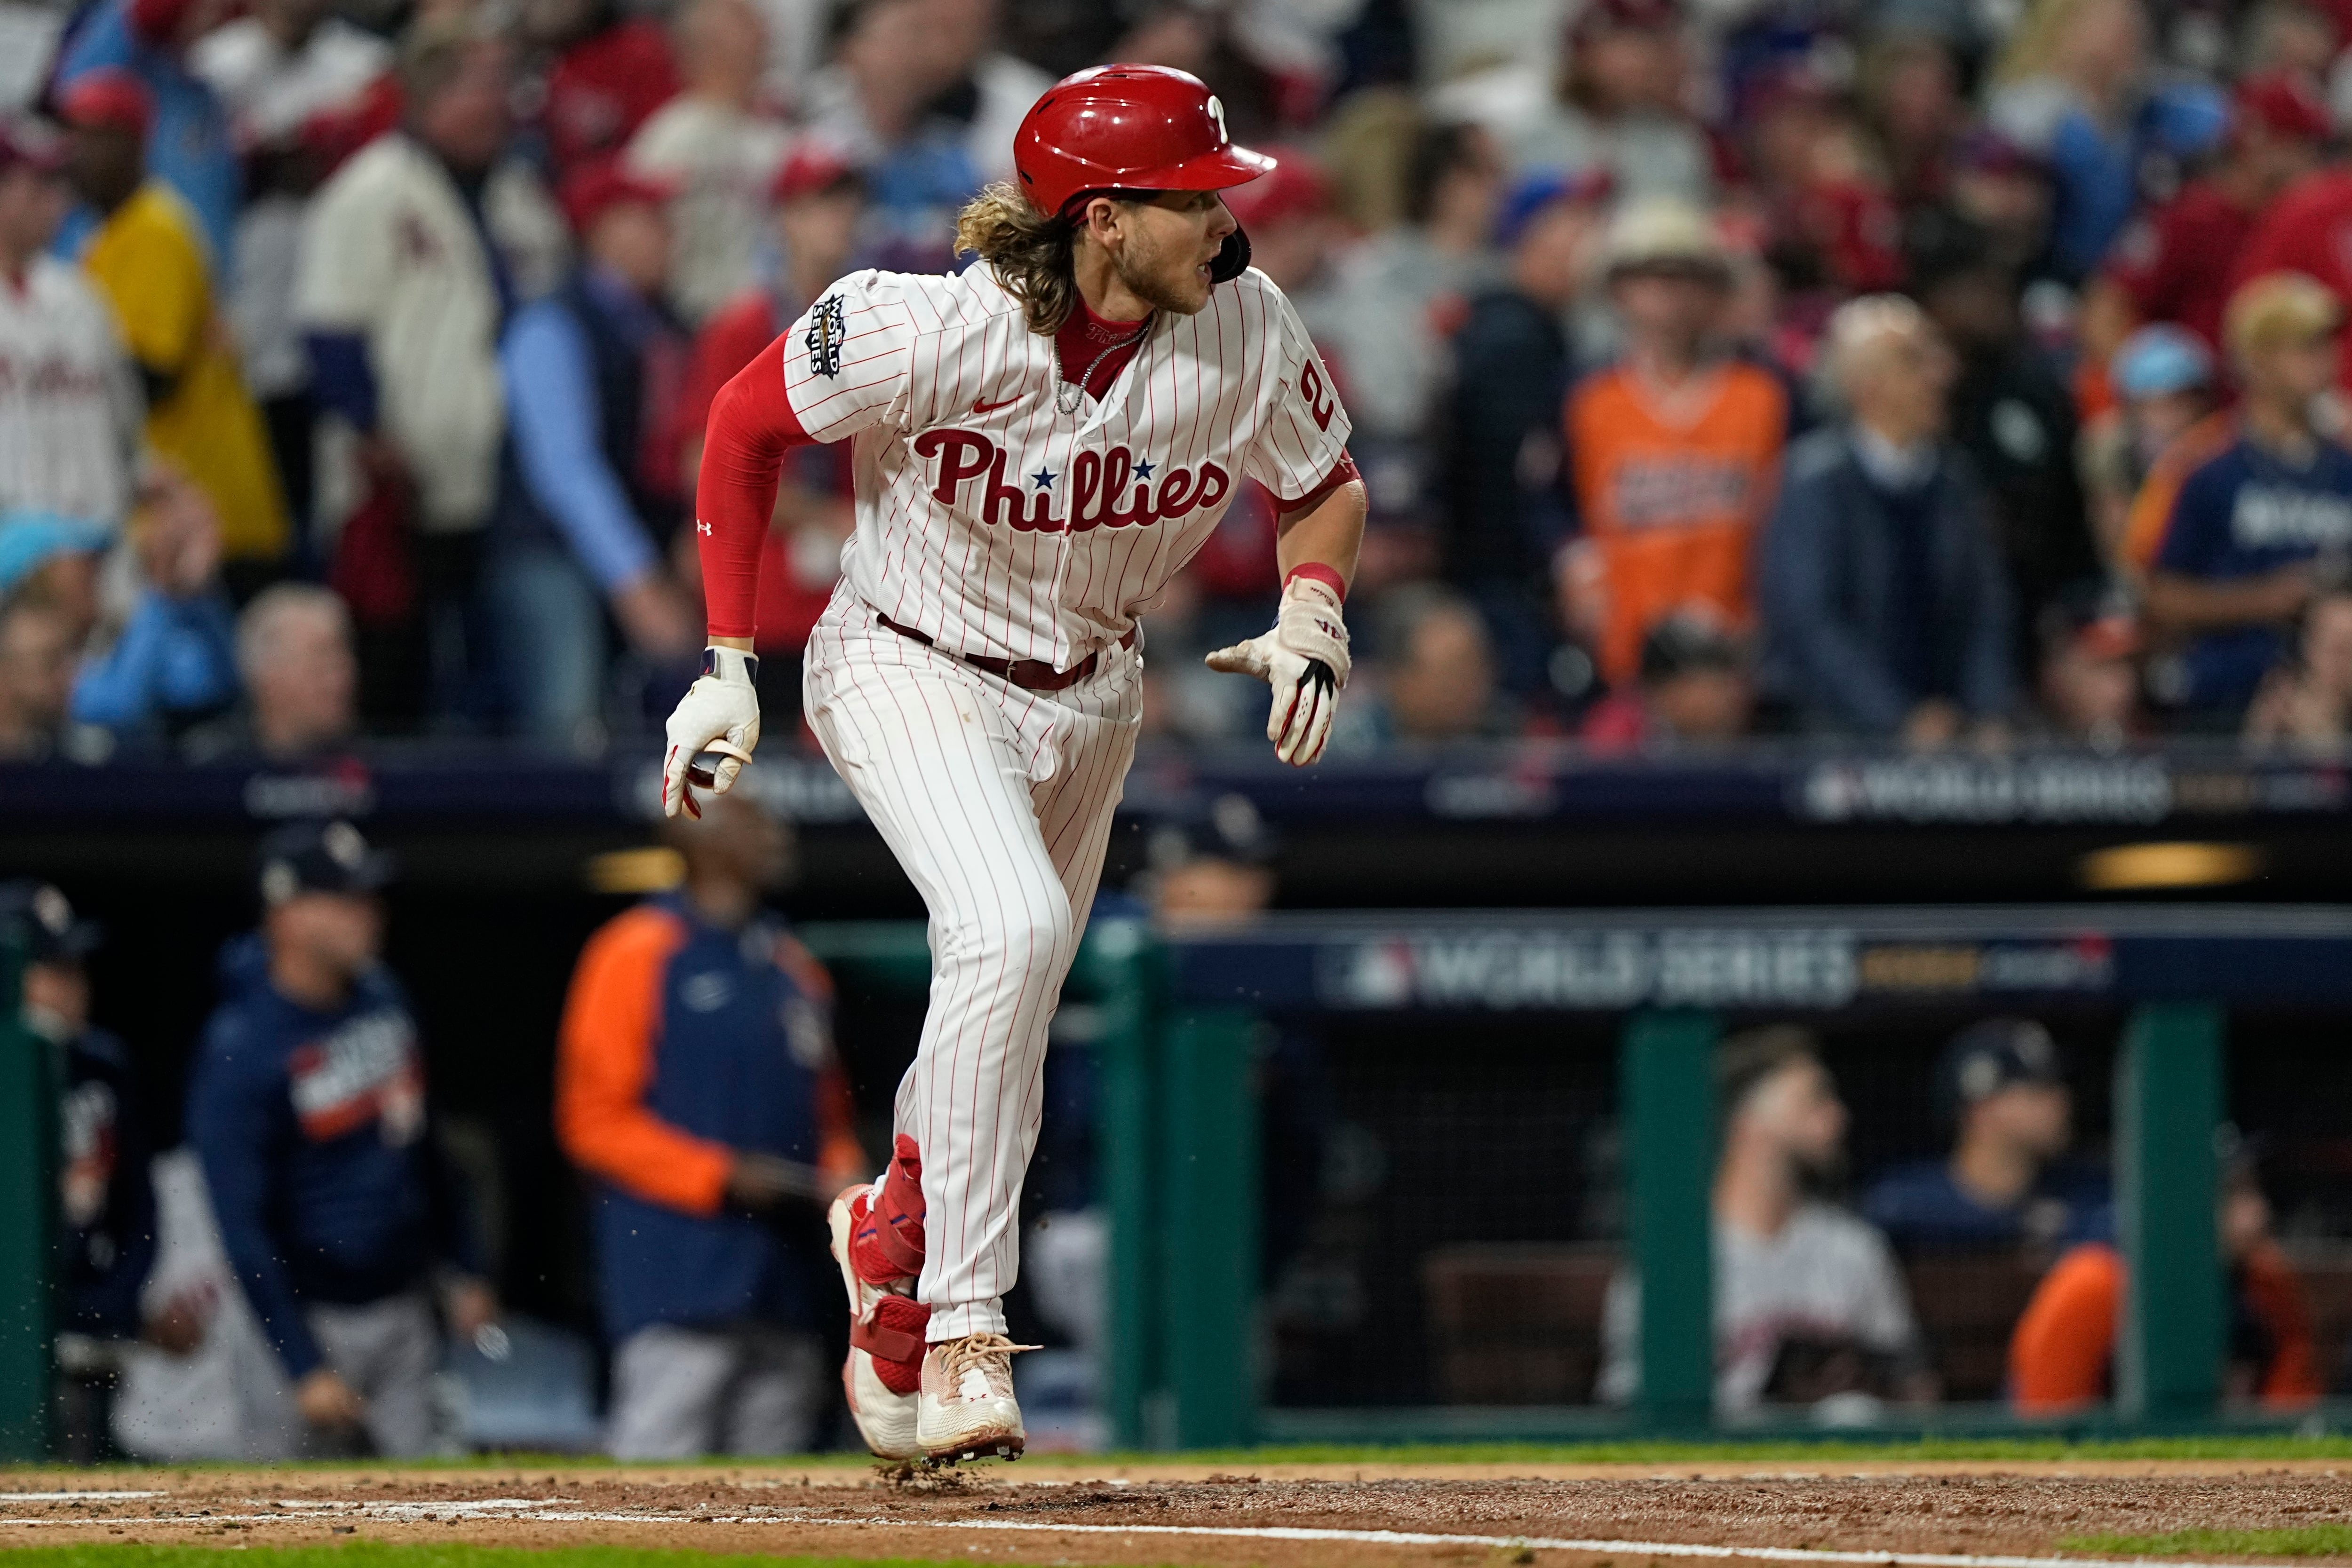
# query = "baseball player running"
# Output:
<box><xmin>660</xmin><ymin>64</ymin><xmax>1363</xmax><ymax>1462</ymax></box>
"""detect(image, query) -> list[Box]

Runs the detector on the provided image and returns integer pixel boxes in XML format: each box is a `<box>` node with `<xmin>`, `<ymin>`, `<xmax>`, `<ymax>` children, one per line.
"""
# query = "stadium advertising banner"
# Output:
<box><xmin>1170</xmin><ymin>910</ymin><xmax>2352</xmax><ymax>1014</ymax></box>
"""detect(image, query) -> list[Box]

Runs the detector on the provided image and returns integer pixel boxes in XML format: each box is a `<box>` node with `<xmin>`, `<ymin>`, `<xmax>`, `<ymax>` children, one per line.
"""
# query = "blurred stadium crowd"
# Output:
<box><xmin>10</xmin><ymin>0</ymin><xmax>2352</xmax><ymax>760</ymax></box>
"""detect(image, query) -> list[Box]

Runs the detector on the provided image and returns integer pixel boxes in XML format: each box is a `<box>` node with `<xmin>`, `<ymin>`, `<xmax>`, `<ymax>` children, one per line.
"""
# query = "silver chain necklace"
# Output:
<box><xmin>1055</xmin><ymin>311</ymin><xmax>1155</xmax><ymax>416</ymax></box>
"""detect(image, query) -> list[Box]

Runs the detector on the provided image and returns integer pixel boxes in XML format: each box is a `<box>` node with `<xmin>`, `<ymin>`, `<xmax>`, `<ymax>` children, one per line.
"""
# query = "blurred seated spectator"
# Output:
<box><xmin>1761</xmin><ymin>295</ymin><xmax>2016</xmax><ymax>743</ymax></box>
<box><xmin>2246</xmin><ymin>0</ymin><xmax>2338</xmax><ymax>77</ymax></box>
<box><xmin>1601</xmin><ymin>1027</ymin><xmax>1933</xmax><ymax>1413</ymax></box>
<box><xmin>1313</xmin><ymin>119</ymin><xmax>1502</xmax><ymax>451</ymax></box>
<box><xmin>2229</xmin><ymin>128</ymin><xmax>2352</xmax><ymax>393</ymax></box>
<box><xmin>0</xmin><ymin>594</ymin><xmax>77</xmax><ymax>760</ymax></box>
<box><xmin>1913</xmin><ymin>227</ymin><xmax>2098</xmax><ymax>648</ymax></box>
<box><xmin>803</xmin><ymin>0</ymin><xmax>985</xmax><ymax>272</ymax></box>
<box><xmin>1579</xmin><ymin>610</ymin><xmax>1754</xmax><ymax>752</ymax></box>
<box><xmin>1935</xmin><ymin>131</ymin><xmax>2058</xmax><ymax>286</ymax></box>
<box><xmin>493</xmin><ymin>165</ymin><xmax>699</xmax><ymax>747</ymax></box>
<box><xmin>209</xmin><ymin>582</ymin><xmax>357</xmax><ymax>760</ymax></box>
<box><xmin>191</xmin><ymin>0</ymin><xmax>396</xmax><ymax>544</ymax></box>
<box><xmin>1443</xmin><ymin>169</ymin><xmax>1610</xmax><ymax>700</ymax></box>
<box><xmin>1143</xmin><ymin>797</ymin><xmax>1278</xmax><ymax>930</ymax></box>
<box><xmin>917</xmin><ymin>0</ymin><xmax>1054</xmax><ymax>190</ymax></box>
<box><xmin>1465</xmin><ymin>0</ymin><xmax>1712</xmax><ymax>204</ymax></box>
<box><xmin>556</xmin><ymin>790</ymin><xmax>860</xmax><ymax>1457</ymax></box>
<box><xmin>1224</xmin><ymin>152</ymin><xmax>1340</xmax><ymax>325</ymax></box>
<box><xmin>1738</xmin><ymin>63</ymin><xmax>1906</xmax><ymax>299</ymax></box>
<box><xmin>0</xmin><ymin>117</ymin><xmax>140</xmax><ymax>533</ymax></box>
<box><xmin>2245</xmin><ymin>589</ymin><xmax>2352</xmax><ymax>747</ymax></box>
<box><xmin>2034</xmin><ymin>595</ymin><xmax>2145</xmax><ymax>747</ymax></box>
<box><xmin>1865</xmin><ymin>1019</ymin><xmax>2110</xmax><ymax>1255</ymax></box>
<box><xmin>1987</xmin><ymin>0</ymin><xmax>2226</xmax><ymax>283</ymax></box>
<box><xmin>676</xmin><ymin>144</ymin><xmax>865</xmax><ymax>715</ymax></box>
<box><xmin>2082</xmin><ymin>73</ymin><xmax>2328</xmax><ymax>367</ymax></box>
<box><xmin>1561</xmin><ymin>200</ymin><xmax>1786</xmax><ymax>693</ymax></box>
<box><xmin>190</xmin><ymin>0</ymin><xmax>391</xmax><ymax>161</ymax></box>
<box><xmin>1859</xmin><ymin>33</ymin><xmax>1969</xmax><ymax>219</ymax></box>
<box><xmin>188</xmin><ymin>821</ymin><xmax>498</xmax><ymax>1457</ymax></box>
<box><xmin>1345</xmin><ymin>584</ymin><xmax>1516</xmax><ymax>748</ymax></box>
<box><xmin>55</xmin><ymin>0</ymin><xmax>241</xmax><ymax>273</ymax></box>
<box><xmin>2079</xmin><ymin>325</ymin><xmax>2215</xmax><ymax>566</ymax></box>
<box><xmin>529</xmin><ymin>0</ymin><xmax>681</xmax><ymax>181</ymax></box>
<box><xmin>62</xmin><ymin>72</ymin><xmax>291</xmax><ymax>578</ymax></box>
<box><xmin>623</xmin><ymin>0</ymin><xmax>790</xmax><ymax>326</ymax></box>
<box><xmin>2142</xmin><ymin>274</ymin><xmax>2352</xmax><ymax>724</ymax></box>
<box><xmin>0</xmin><ymin>510</ymin><xmax>107</xmax><ymax>642</ymax></box>
<box><xmin>69</xmin><ymin>463</ymin><xmax>240</xmax><ymax>743</ymax></box>
<box><xmin>296</xmin><ymin>18</ymin><xmax>567</xmax><ymax>730</ymax></box>
<box><xmin>2010</xmin><ymin>1144</ymin><xmax>2319</xmax><ymax>1411</ymax></box>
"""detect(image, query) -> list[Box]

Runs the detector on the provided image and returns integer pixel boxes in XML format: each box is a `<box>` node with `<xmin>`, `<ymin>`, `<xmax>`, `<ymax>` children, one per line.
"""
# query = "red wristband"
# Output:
<box><xmin>1284</xmin><ymin>562</ymin><xmax>1347</xmax><ymax>602</ymax></box>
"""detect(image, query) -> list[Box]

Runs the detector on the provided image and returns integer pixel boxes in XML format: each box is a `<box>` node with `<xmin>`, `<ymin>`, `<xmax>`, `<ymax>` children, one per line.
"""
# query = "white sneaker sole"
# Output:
<box><xmin>828</xmin><ymin>1189</ymin><xmax>921</xmax><ymax>1460</ymax></box>
<box><xmin>918</xmin><ymin>1389</ymin><xmax>1026</xmax><ymax>1465</ymax></box>
<box><xmin>920</xmin><ymin>1422</ymin><xmax>1026</xmax><ymax>1465</ymax></box>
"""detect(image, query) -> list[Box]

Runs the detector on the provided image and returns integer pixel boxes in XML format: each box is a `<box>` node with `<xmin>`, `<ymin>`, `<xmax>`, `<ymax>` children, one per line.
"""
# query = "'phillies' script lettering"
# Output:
<box><xmin>915</xmin><ymin>431</ymin><xmax>1231</xmax><ymax>533</ymax></box>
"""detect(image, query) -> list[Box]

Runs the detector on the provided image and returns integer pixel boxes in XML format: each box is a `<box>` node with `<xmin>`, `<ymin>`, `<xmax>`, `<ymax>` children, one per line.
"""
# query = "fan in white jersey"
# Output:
<box><xmin>0</xmin><ymin>116</ymin><xmax>141</xmax><ymax>531</ymax></box>
<box><xmin>661</xmin><ymin>63</ymin><xmax>1365</xmax><ymax>1463</ymax></box>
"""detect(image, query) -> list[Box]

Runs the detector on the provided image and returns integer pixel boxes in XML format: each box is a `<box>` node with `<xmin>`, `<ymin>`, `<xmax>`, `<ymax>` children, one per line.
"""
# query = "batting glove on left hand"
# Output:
<box><xmin>1205</xmin><ymin>571</ymin><xmax>1351</xmax><ymax>767</ymax></box>
<box><xmin>662</xmin><ymin>647</ymin><xmax>762</xmax><ymax>818</ymax></box>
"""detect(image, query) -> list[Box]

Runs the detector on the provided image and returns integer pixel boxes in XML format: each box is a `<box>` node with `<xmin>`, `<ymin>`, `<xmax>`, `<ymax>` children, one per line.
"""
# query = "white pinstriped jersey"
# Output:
<box><xmin>0</xmin><ymin>256</ymin><xmax>139</xmax><ymax>530</ymax></box>
<box><xmin>779</xmin><ymin>261</ymin><xmax>1352</xmax><ymax>669</ymax></box>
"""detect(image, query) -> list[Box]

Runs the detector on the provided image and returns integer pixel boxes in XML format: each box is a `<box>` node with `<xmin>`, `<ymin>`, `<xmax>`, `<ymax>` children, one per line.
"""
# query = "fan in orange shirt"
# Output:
<box><xmin>2009</xmin><ymin>1151</ymin><xmax>2320</xmax><ymax>1412</ymax></box>
<box><xmin>1563</xmin><ymin>200</ymin><xmax>1788</xmax><ymax>688</ymax></box>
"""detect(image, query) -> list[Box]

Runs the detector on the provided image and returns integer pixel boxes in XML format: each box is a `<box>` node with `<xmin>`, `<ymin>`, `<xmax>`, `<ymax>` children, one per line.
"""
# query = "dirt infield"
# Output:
<box><xmin>5</xmin><ymin>1460</ymin><xmax>2352</xmax><ymax>1568</ymax></box>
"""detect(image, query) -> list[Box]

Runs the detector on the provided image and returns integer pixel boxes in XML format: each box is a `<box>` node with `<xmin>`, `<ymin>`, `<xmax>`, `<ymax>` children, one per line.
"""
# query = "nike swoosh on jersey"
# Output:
<box><xmin>971</xmin><ymin>395</ymin><xmax>1022</xmax><ymax>414</ymax></box>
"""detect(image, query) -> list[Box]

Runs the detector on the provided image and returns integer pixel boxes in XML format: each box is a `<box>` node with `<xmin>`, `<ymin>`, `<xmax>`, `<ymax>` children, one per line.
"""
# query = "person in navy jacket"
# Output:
<box><xmin>1863</xmin><ymin>1018</ymin><xmax>2110</xmax><ymax>1253</ymax></box>
<box><xmin>2</xmin><ymin>881</ymin><xmax>196</xmax><ymax>1458</ymax></box>
<box><xmin>556</xmin><ymin>789</ymin><xmax>861</xmax><ymax>1457</ymax></box>
<box><xmin>185</xmin><ymin>820</ymin><xmax>496</xmax><ymax>1456</ymax></box>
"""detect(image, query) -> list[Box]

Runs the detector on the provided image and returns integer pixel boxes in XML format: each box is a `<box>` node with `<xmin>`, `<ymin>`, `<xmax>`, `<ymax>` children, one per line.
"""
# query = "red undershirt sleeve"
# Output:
<box><xmin>695</xmin><ymin>331</ymin><xmax>816</xmax><ymax>641</ymax></box>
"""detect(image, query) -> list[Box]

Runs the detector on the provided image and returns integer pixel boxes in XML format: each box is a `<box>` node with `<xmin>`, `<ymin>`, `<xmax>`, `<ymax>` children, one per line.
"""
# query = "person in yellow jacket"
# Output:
<box><xmin>61</xmin><ymin>70</ymin><xmax>289</xmax><ymax>581</ymax></box>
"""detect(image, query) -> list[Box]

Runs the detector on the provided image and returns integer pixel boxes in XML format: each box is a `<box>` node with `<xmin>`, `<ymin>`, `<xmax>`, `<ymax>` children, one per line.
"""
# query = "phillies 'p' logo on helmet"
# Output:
<box><xmin>1014</xmin><ymin>63</ymin><xmax>1275</xmax><ymax>283</ymax></box>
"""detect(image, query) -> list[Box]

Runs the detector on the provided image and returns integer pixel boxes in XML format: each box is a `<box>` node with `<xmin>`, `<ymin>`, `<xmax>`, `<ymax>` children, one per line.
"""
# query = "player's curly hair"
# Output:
<box><xmin>955</xmin><ymin>182</ymin><xmax>1082</xmax><ymax>336</ymax></box>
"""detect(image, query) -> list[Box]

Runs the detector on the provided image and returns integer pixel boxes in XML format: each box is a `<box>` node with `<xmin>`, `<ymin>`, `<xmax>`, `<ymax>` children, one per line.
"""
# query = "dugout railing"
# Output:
<box><xmin>802</xmin><ymin>906</ymin><xmax>2352</xmax><ymax>1449</ymax></box>
<box><xmin>1152</xmin><ymin>905</ymin><xmax>2352</xmax><ymax>1446</ymax></box>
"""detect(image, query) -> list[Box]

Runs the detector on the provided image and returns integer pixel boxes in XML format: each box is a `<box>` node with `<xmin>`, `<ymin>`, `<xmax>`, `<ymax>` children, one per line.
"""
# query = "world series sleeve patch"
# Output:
<box><xmin>806</xmin><ymin>293</ymin><xmax>847</xmax><ymax>378</ymax></box>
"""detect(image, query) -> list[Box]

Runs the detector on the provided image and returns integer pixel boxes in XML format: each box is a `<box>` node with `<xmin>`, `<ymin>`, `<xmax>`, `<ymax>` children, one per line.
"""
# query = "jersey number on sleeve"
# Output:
<box><xmin>1299</xmin><ymin>359</ymin><xmax>1335</xmax><ymax>433</ymax></box>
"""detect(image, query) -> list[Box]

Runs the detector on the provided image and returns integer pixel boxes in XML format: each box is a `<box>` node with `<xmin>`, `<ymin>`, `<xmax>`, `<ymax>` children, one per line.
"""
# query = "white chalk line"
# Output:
<box><xmin>0</xmin><ymin>1496</ymin><xmax>2280</xmax><ymax>1568</ymax></box>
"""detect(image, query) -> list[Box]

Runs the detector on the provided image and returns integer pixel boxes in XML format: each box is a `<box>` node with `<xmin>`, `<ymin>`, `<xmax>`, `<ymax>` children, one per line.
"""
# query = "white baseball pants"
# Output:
<box><xmin>803</xmin><ymin>591</ymin><xmax>1143</xmax><ymax>1340</ymax></box>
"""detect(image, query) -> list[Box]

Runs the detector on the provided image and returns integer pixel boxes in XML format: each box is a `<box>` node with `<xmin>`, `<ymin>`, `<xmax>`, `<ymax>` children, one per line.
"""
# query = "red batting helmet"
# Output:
<box><xmin>1014</xmin><ymin>64</ymin><xmax>1274</xmax><ymax>221</ymax></box>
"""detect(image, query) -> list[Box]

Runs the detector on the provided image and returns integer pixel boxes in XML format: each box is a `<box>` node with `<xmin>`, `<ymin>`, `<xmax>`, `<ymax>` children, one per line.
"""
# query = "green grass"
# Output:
<box><xmin>1127</xmin><ymin>1435</ymin><xmax>2352</xmax><ymax>1465</ymax></box>
<box><xmin>2065</xmin><ymin>1525</ymin><xmax>2352</xmax><ymax>1557</ymax></box>
<box><xmin>0</xmin><ymin>1547</ymin><xmax>1113</xmax><ymax>1568</ymax></box>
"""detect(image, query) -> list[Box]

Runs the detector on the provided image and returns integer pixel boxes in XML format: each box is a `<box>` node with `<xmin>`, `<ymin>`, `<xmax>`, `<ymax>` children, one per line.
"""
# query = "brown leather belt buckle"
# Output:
<box><xmin>875</xmin><ymin>611</ymin><xmax>1122</xmax><ymax>693</ymax></box>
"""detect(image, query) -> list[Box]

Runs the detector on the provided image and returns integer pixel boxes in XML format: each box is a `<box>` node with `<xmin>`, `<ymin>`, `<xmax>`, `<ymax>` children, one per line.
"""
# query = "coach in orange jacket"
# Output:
<box><xmin>556</xmin><ymin>789</ymin><xmax>863</xmax><ymax>1457</ymax></box>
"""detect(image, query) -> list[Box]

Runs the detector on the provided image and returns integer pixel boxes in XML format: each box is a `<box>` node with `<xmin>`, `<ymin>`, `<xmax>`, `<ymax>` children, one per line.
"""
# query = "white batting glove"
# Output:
<box><xmin>1205</xmin><ymin>570</ymin><xmax>1351</xmax><ymax>768</ymax></box>
<box><xmin>662</xmin><ymin>647</ymin><xmax>762</xmax><ymax>819</ymax></box>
